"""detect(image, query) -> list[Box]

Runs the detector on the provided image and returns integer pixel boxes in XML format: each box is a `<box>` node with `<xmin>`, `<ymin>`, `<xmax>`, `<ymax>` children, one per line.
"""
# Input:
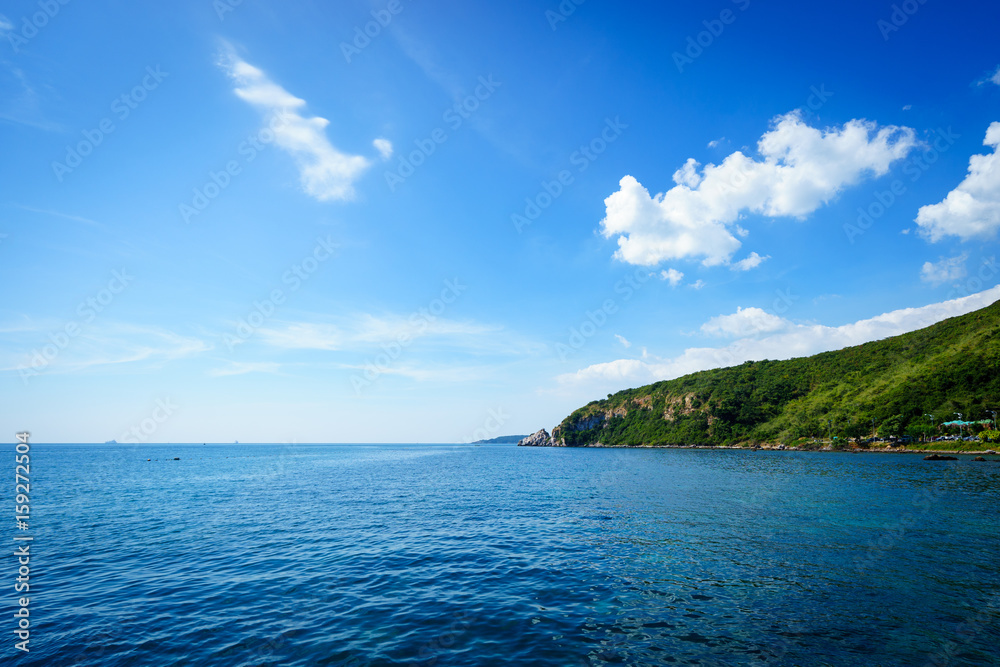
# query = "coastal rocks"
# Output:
<box><xmin>973</xmin><ymin>456</ymin><xmax>987</xmax><ymax>462</ymax></box>
<box><xmin>923</xmin><ymin>454</ymin><xmax>958</xmax><ymax>461</ymax></box>
<box><xmin>518</xmin><ymin>429</ymin><xmax>564</xmax><ymax>447</ymax></box>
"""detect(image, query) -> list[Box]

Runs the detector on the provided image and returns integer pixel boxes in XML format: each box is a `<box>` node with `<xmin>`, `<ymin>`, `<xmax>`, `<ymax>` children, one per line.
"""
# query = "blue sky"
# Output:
<box><xmin>2</xmin><ymin>0</ymin><xmax>999</xmax><ymax>443</ymax></box>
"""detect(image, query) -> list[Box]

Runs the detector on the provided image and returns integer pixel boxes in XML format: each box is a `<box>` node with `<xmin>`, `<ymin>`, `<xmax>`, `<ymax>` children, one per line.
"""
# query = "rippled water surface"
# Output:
<box><xmin>12</xmin><ymin>444</ymin><xmax>1000</xmax><ymax>665</ymax></box>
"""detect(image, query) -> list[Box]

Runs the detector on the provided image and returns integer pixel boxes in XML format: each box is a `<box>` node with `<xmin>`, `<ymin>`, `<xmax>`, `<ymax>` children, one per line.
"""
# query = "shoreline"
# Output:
<box><xmin>520</xmin><ymin>443</ymin><xmax>999</xmax><ymax>456</ymax></box>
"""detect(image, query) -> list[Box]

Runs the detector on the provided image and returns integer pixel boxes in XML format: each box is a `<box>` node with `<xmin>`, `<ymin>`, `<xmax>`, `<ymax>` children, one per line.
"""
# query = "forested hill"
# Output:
<box><xmin>552</xmin><ymin>300</ymin><xmax>1000</xmax><ymax>447</ymax></box>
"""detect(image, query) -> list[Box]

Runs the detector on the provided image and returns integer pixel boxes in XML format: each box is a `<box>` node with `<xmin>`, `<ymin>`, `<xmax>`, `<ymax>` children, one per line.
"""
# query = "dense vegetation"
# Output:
<box><xmin>554</xmin><ymin>300</ymin><xmax>1000</xmax><ymax>448</ymax></box>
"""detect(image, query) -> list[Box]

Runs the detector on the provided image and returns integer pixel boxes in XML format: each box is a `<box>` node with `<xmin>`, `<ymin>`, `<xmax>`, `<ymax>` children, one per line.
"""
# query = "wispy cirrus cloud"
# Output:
<box><xmin>218</xmin><ymin>46</ymin><xmax>381</xmax><ymax>201</ymax></box>
<box><xmin>245</xmin><ymin>313</ymin><xmax>544</xmax><ymax>358</ymax></box>
<box><xmin>0</xmin><ymin>322</ymin><xmax>211</xmax><ymax>376</ymax></box>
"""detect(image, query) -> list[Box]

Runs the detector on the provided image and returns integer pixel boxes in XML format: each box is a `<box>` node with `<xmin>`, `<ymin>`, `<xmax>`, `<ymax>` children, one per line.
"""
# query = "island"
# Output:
<box><xmin>521</xmin><ymin>299</ymin><xmax>1000</xmax><ymax>453</ymax></box>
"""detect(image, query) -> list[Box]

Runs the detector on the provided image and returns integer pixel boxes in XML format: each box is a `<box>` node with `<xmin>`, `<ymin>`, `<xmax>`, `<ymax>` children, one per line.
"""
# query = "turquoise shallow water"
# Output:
<box><xmin>7</xmin><ymin>443</ymin><xmax>1000</xmax><ymax>665</ymax></box>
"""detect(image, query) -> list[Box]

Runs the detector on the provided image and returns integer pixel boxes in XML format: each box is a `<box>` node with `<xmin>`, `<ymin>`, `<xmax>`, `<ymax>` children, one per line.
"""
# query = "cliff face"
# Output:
<box><xmin>517</xmin><ymin>429</ymin><xmax>566</xmax><ymax>447</ymax></box>
<box><xmin>531</xmin><ymin>300</ymin><xmax>1000</xmax><ymax>448</ymax></box>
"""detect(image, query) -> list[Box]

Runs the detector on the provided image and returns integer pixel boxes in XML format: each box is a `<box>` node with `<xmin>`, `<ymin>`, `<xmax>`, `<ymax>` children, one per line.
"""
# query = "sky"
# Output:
<box><xmin>2</xmin><ymin>0</ymin><xmax>999</xmax><ymax>443</ymax></box>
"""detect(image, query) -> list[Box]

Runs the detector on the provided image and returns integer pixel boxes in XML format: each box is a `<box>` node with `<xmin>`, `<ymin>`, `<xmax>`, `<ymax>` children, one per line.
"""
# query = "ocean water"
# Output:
<box><xmin>9</xmin><ymin>443</ymin><xmax>1000</xmax><ymax>666</ymax></box>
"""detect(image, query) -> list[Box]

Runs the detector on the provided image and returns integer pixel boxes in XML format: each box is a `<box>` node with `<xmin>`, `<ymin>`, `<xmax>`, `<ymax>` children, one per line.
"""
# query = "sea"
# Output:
<box><xmin>8</xmin><ymin>443</ymin><xmax>1000</xmax><ymax>666</ymax></box>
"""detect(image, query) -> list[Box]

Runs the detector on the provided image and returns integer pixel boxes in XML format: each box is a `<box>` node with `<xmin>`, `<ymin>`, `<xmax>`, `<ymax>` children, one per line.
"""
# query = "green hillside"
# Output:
<box><xmin>553</xmin><ymin>300</ymin><xmax>1000</xmax><ymax>448</ymax></box>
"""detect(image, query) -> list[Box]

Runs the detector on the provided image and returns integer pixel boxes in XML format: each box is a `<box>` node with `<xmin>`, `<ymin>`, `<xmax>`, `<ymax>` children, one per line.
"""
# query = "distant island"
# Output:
<box><xmin>521</xmin><ymin>299</ymin><xmax>1000</xmax><ymax>452</ymax></box>
<box><xmin>472</xmin><ymin>435</ymin><xmax>529</xmax><ymax>444</ymax></box>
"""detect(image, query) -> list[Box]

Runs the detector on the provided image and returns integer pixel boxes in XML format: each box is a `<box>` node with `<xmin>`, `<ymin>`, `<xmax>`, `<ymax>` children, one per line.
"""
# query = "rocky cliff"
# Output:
<box><xmin>517</xmin><ymin>429</ymin><xmax>565</xmax><ymax>447</ymax></box>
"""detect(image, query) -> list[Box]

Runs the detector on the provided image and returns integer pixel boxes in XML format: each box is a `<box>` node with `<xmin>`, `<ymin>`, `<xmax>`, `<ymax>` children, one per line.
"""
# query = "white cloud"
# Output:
<box><xmin>252</xmin><ymin>314</ymin><xmax>540</xmax><ymax>357</ymax></box>
<box><xmin>373</xmin><ymin>137</ymin><xmax>393</xmax><ymax>161</ymax></box>
<box><xmin>659</xmin><ymin>268</ymin><xmax>684</xmax><ymax>286</ymax></box>
<box><xmin>208</xmin><ymin>361</ymin><xmax>282</xmax><ymax>377</ymax></box>
<box><xmin>700</xmin><ymin>307</ymin><xmax>789</xmax><ymax>337</ymax></box>
<box><xmin>1</xmin><ymin>323</ymin><xmax>210</xmax><ymax>375</ymax></box>
<box><xmin>916</xmin><ymin>122</ymin><xmax>1000</xmax><ymax>241</ymax></box>
<box><xmin>257</xmin><ymin>317</ymin><xmax>492</xmax><ymax>350</ymax></box>
<box><xmin>978</xmin><ymin>66</ymin><xmax>1000</xmax><ymax>87</ymax></box>
<box><xmin>600</xmin><ymin>112</ymin><xmax>918</xmax><ymax>267</ymax></box>
<box><xmin>690</xmin><ymin>280</ymin><xmax>706</xmax><ymax>290</ymax></box>
<box><xmin>556</xmin><ymin>286</ymin><xmax>1000</xmax><ymax>394</ymax></box>
<box><xmin>731</xmin><ymin>251</ymin><xmax>770</xmax><ymax>271</ymax></box>
<box><xmin>921</xmin><ymin>254</ymin><xmax>968</xmax><ymax>285</ymax></box>
<box><xmin>614</xmin><ymin>334</ymin><xmax>632</xmax><ymax>349</ymax></box>
<box><xmin>0</xmin><ymin>14</ymin><xmax>13</xmax><ymax>32</ymax></box>
<box><xmin>219</xmin><ymin>49</ymin><xmax>372</xmax><ymax>201</ymax></box>
<box><xmin>707</xmin><ymin>137</ymin><xmax>725</xmax><ymax>148</ymax></box>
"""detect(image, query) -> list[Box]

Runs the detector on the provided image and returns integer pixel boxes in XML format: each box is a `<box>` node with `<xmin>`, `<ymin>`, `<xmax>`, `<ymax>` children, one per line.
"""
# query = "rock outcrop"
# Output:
<box><xmin>923</xmin><ymin>454</ymin><xmax>958</xmax><ymax>461</ymax></box>
<box><xmin>518</xmin><ymin>429</ymin><xmax>554</xmax><ymax>447</ymax></box>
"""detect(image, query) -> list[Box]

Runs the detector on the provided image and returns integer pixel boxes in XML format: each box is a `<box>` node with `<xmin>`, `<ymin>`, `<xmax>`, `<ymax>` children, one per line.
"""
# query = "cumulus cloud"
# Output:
<box><xmin>659</xmin><ymin>268</ymin><xmax>684</xmax><ymax>286</ymax></box>
<box><xmin>700</xmin><ymin>306</ymin><xmax>789</xmax><ymax>337</ymax></box>
<box><xmin>731</xmin><ymin>251</ymin><xmax>770</xmax><ymax>271</ymax></box>
<box><xmin>219</xmin><ymin>49</ymin><xmax>372</xmax><ymax>201</ymax></box>
<box><xmin>915</xmin><ymin>122</ymin><xmax>1000</xmax><ymax>241</ymax></box>
<box><xmin>921</xmin><ymin>254</ymin><xmax>968</xmax><ymax>285</ymax></box>
<box><xmin>600</xmin><ymin>112</ymin><xmax>918</xmax><ymax>267</ymax></box>
<box><xmin>556</xmin><ymin>286</ymin><xmax>1000</xmax><ymax>394</ymax></box>
<box><xmin>689</xmin><ymin>280</ymin><xmax>706</xmax><ymax>290</ymax></box>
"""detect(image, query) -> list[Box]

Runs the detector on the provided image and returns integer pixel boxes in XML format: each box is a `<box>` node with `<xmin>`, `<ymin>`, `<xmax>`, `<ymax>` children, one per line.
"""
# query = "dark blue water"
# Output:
<box><xmin>7</xmin><ymin>444</ymin><xmax>999</xmax><ymax>666</ymax></box>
